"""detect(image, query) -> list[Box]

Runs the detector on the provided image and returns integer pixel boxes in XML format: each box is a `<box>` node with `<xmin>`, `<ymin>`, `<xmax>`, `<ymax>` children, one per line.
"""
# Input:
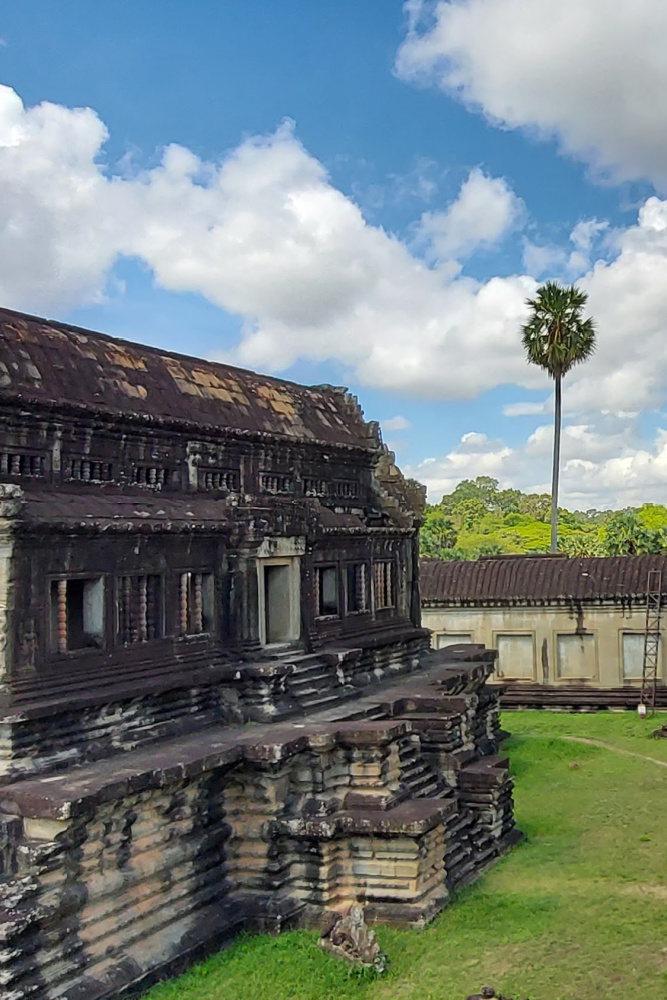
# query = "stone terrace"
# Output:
<box><xmin>0</xmin><ymin>647</ymin><xmax>520</xmax><ymax>1000</ymax></box>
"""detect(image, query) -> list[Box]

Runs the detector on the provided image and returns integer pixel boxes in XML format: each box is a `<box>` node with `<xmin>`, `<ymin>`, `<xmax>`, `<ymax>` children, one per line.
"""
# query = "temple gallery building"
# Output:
<box><xmin>0</xmin><ymin>304</ymin><xmax>428</xmax><ymax>769</ymax></box>
<box><xmin>420</xmin><ymin>553</ymin><xmax>667</xmax><ymax>691</ymax></box>
<box><xmin>0</xmin><ymin>308</ymin><xmax>518</xmax><ymax>1000</ymax></box>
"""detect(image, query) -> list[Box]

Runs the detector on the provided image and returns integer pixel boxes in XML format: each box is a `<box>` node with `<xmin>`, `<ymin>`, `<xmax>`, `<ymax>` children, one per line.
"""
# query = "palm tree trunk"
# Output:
<box><xmin>551</xmin><ymin>373</ymin><xmax>562</xmax><ymax>553</ymax></box>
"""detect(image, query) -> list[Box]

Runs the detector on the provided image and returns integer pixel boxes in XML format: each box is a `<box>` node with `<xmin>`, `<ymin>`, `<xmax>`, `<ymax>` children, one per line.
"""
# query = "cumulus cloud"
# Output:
<box><xmin>4</xmin><ymin>81</ymin><xmax>667</xmax><ymax>424</ymax></box>
<box><xmin>0</xmin><ymin>86</ymin><xmax>122</xmax><ymax>311</ymax></box>
<box><xmin>0</xmin><ymin>82</ymin><xmax>537</xmax><ymax>400</ymax></box>
<box><xmin>502</xmin><ymin>401</ymin><xmax>547</xmax><ymax>418</ymax></box>
<box><xmin>523</xmin><ymin>218</ymin><xmax>610</xmax><ymax>280</ymax></box>
<box><xmin>382</xmin><ymin>415</ymin><xmax>412</xmax><ymax>431</ymax></box>
<box><xmin>396</xmin><ymin>0</ymin><xmax>667</xmax><ymax>188</ymax></box>
<box><xmin>417</xmin><ymin>167</ymin><xmax>524</xmax><ymax>261</ymax></box>
<box><xmin>409</xmin><ymin>415</ymin><xmax>667</xmax><ymax>509</ymax></box>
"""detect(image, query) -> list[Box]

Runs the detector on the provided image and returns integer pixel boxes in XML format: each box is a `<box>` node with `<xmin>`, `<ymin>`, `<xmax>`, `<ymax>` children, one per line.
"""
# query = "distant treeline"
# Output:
<box><xmin>421</xmin><ymin>476</ymin><xmax>667</xmax><ymax>560</ymax></box>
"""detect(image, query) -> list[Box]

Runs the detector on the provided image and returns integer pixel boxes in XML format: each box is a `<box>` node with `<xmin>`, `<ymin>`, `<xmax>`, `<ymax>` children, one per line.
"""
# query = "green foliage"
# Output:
<box><xmin>142</xmin><ymin>712</ymin><xmax>667</xmax><ymax>1000</ymax></box>
<box><xmin>518</xmin><ymin>492</ymin><xmax>551</xmax><ymax>521</ymax></box>
<box><xmin>637</xmin><ymin>502</ymin><xmax>667</xmax><ymax>531</ymax></box>
<box><xmin>452</xmin><ymin>497</ymin><xmax>487</xmax><ymax>531</ymax></box>
<box><xmin>601</xmin><ymin>510</ymin><xmax>665</xmax><ymax>555</ymax></box>
<box><xmin>558</xmin><ymin>532</ymin><xmax>601</xmax><ymax>557</ymax></box>
<box><xmin>419</xmin><ymin>508</ymin><xmax>456</xmax><ymax>555</ymax></box>
<box><xmin>521</xmin><ymin>281</ymin><xmax>596</xmax><ymax>379</ymax></box>
<box><xmin>420</xmin><ymin>478</ymin><xmax>667</xmax><ymax>560</ymax></box>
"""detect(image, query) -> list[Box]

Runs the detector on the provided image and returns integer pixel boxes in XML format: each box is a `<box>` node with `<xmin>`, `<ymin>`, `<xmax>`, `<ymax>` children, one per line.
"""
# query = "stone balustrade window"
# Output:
<box><xmin>179</xmin><ymin>571</ymin><xmax>215</xmax><ymax>635</ymax></box>
<box><xmin>316</xmin><ymin>565</ymin><xmax>339</xmax><ymax>617</ymax></box>
<box><xmin>373</xmin><ymin>560</ymin><xmax>394</xmax><ymax>609</ymax></box>
<box><xmin>0</xmin><ymin>452</ymin><xmax>44</xmax><ymax>477</ymax></box>
<box><xmin>50</xmin><ymin>577</ymin><xmax>104</xmax><ymax>654</ymax></box>
<box><xmin>260</xmin><ymin>473</ymin><xmax>294</xmax><ymax>495</ymax></box>
<box><xmin>303</xmin><ymin>478</ymin><xmax>328</xmax><ymax>497</ymax></box>
<box><xmin>132</xmin><ymin>465</ymin><xmax>170</xmax><ymax>487</ymax></box>
<box><xmin>334</xmin><ymin>480</ymin><xmax>359</xmax><ymax>499</ymax></box>
<box><xmin>346</xmin><ymin>563</ymin><xmax>368</xmax><ymax>613</ymax></box>
<box><xmin>198</xmin><ymin>469</ymin><xmax>240</xmax><ymax>492</ymax></box>
<box><xmin>68</xmin><ymin>459</ymin><xmax>113</xmax><ymax>482</ymax></box>
<box><xmin>118</xmin><ymin>575</ymin><xmax>163</xmax><ymax>644</ymax></box>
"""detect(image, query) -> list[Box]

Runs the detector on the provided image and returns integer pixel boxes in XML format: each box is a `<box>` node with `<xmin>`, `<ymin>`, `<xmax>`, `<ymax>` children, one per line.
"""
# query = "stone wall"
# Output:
<box><xmin>0</xmin><ymin>652</ymin><xmax>520</xmax><ymax>1000</ymax></box>
<box><xmin>422</xmin><ymin>601</ymin><xmax>662</xmax><ymax>689</ymax></box>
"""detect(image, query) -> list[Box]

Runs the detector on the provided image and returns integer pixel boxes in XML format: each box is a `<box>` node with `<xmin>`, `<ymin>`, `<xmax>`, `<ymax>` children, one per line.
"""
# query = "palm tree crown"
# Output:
<box><xmin>522</xmin><ymin>281</ymin><xmax>596</xmax><ymax>378</ymax></box>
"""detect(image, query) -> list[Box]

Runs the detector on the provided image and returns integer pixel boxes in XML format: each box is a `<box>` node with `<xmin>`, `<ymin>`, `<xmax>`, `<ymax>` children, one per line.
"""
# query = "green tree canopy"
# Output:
<box><xmin>420</xmin><ymin>478</ymin><xmax>667</xmax><ymax>562</ymax></box>
<box><xmin>600</xmin><ymin>511</ymin><xmax>665</xmax><ymax>556</ymax></box>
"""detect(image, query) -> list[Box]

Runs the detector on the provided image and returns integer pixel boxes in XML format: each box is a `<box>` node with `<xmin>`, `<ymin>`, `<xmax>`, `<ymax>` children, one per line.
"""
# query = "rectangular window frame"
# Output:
<box><xmin>315</xmin><ymin>564</ymin><xmax>340</xmax><ymax>619</ymax></box>
<box><xmin>49</xmin><ymin>575</ymin><xmax>105</xmax><ymax>656</ymax></box>
<box><xmin>555</xmin><ymin>631</ymin><xmax>599</xmax><ymax>681</ymax></box>
<box><xmin>492</xmin><ymin>631</ymin><xmax>536</xmax><ymax>681</ymax></box>
<box><xmin>620</xmin><ymin>630</ymin><xmax>660</xmax><ymax>682</ymax></box>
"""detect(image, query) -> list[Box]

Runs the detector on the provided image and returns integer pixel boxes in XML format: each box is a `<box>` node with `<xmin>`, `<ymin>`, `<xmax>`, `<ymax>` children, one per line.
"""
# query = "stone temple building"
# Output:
<box><xmin>421</xmin><ymin>552</ymin><xmax>667</xmax><ymax>708</ymax></box>
<box><xmin>0</xmin><ymin>308</ymin><xmax>519</xmax><ymax>1000</ymax></box>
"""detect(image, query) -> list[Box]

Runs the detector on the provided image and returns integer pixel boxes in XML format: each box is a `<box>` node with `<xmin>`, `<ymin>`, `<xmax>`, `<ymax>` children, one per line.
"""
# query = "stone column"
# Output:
<box><xmin>234</xmin><ymin>546</ymin><xmax>262</xmax><ymax>652</ymax></box>
<box><xmin>0</xmin><ymin>484</ymin><xmax>22</xmax><ymax>697</ymax></box>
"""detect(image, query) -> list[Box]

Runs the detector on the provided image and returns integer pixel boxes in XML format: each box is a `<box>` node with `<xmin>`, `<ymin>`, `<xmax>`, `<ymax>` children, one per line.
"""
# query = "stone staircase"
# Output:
<box><xmin>280</xmin><ymin>651</ymin><xmax>357</xmax><ymax>713</ymax></box>
<box><xmin>397</xmin><ymin>732</ymin><xmax>447</xmax><ymax>798</ymax></box>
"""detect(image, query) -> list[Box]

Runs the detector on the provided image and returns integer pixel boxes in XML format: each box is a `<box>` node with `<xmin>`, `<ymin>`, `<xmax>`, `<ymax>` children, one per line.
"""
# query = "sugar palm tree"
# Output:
<box><xmin>522</xmin><ymin>282</ymin><xmax>596</xmax><ymax>553</ymax></box>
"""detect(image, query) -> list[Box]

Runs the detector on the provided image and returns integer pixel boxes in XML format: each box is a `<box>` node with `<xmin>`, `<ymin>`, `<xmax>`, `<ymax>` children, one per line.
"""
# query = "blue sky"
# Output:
<box><xmin>2</xmin><ymin>0</ymin><xmax>667</xmax><ymax>508</ymax></box>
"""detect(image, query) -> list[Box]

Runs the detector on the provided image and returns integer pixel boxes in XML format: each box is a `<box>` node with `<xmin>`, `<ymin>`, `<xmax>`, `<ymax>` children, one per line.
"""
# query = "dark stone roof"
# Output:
<box><xmin>0</xmin><ymin>307</ymin><xmax>378</xmax><ymax>450</ymax></box>
<box><xmin>20</xmin><ymin>487</ymin><xmax>234</xmax><ymax>532</ymax></box>
<box><xmin>420</xmin><ymin>553</ymin><xmax>667</xmax><ymax>604</ymax></box>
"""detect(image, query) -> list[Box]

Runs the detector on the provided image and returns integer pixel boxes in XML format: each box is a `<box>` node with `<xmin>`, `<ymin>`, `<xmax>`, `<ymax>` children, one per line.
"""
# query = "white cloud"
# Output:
<box><xmin>410</xmin><ymin>415</ymin><xmax>667</xmax><ymax>509</ymax></box>
<box><xmin>417</xmin><ymin>167</ymin><xmax>524</xmax><ymax>261</ymax></box>
<box><xmin>522</xmin><ymin>241</ymin><xmax>568</xmax><ymax>279</ymax></box>
<box><xmin>571</xmin><ymin>219</ymin><xmax>608</xmax><ymax>253</ymax></box>
<box><xmin>523</xmin><ymin>219</ymin><xmax>609</xmax><ymax>280</ymax></box>
<box><xmin>396</xmin><ymin>0</ymin><xmax>667</xmax><ymax>188</ymax></box>
<box><xmin>382</xmin><ymin>415</ymin><xmax>412</xmax><ymax>431</ymax></box>
<box><xmin>346</xmin><ymin>156</ymin><xmax>438</xmax><ymax>214</ymax></box>
<box><xmin>0</xmin><ymin>83</ymin><xmax>537</xmax><ymax>401</ymax></box>
<box><xmin>4</xmin><ymin>80</ymin><xmax>667</xmax><ymax>432</ymax></box>
<box><xmin>503</xmin><ymin>401</ymin><xmax>546</xmax><ymax>417</ymax></box>
<box><xmin>0</xmin><ymin>86</ymin><xmax>122</xmax><ymax>311</ymax></box>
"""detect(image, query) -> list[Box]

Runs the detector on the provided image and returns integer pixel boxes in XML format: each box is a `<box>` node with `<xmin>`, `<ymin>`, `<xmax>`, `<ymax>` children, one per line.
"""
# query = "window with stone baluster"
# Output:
<box><xmin>49</xmin><ymin>577</ymin><xmax>105</xmax><ymax>654</ymax></box>
<box><xmin>346</xmin><ymin>562</ymin><xmax>368</xmax><ymax>614</ymax></box>
<box><xmin>117</xmin><ymin>575</ymin><xmax>163</xmax><ymax>644</ymax></box>
<box><xmin>178</xmin><ymin>571</ymin><xmax>215</xmax><ymax>635</ymax></box>
<box><xmin>373</xmin><ymin>560</ymin><xmax>394</xmax><ymax>610</ymax></box>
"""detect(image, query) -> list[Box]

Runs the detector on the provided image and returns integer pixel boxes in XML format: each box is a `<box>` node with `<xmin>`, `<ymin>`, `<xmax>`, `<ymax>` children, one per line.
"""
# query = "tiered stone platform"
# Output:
<box><xmin>0</xmin><ymin>647</ymin><xmax>520</xmax><ymax>1000</ymax></box>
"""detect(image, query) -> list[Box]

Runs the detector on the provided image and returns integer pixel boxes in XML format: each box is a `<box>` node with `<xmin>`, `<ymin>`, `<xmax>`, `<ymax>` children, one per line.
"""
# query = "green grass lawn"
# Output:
<box><xmin>144</xmin><ymin>712</ymin><xmax>667</xmax><ymax>1000</ymax></box>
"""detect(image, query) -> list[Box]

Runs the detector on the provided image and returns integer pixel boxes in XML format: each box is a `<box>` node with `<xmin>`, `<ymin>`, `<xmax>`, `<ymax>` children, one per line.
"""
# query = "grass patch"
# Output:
<box><xmin>143</xmin><ymin>712</ymin><xmax>667</xmax><ymax>1000</ymax></box>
